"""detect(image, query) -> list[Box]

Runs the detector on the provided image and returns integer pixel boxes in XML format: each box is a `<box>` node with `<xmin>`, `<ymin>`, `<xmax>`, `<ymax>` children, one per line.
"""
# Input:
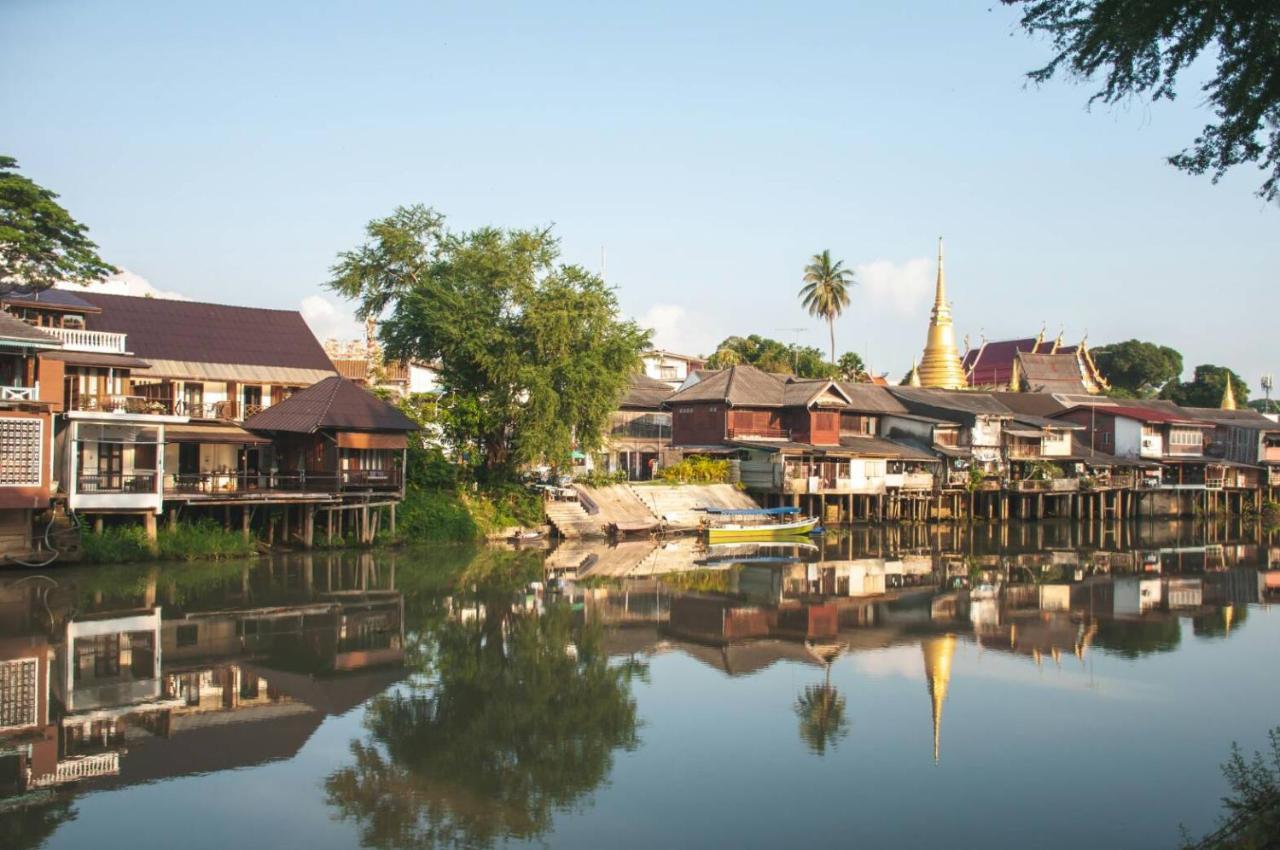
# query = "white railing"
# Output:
<box><xmin>43</xmin><ymin>326</ymin><xmax>128</xmax><ymax>354</ymax></box>
<box><xmin>28</xmin><ymin>752</ymin><xmax>121</xmax><ymax>787</ymax></box>
<box><xmin>0</xmin><ymin>384</ymin><xmax>38</xmax><ymax>401</ymax></box>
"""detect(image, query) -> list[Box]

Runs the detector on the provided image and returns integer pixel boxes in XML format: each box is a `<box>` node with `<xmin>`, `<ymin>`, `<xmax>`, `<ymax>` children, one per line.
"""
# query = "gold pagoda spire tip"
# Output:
<box><xmin>1221</xmin><ymin>379</ymin><xmax>1238</xmax><ymax>410</ymax></box>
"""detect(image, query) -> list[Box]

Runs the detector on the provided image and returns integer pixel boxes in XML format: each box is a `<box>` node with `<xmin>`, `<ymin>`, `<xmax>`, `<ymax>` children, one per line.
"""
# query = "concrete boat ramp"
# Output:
<box><xmin>544</xmin><ymin>483</ymin><xmax>759</xmax><ymax>539</ymax></box>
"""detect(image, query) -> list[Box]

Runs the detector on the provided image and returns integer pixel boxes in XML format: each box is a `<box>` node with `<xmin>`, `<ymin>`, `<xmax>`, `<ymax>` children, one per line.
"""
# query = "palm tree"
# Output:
<box><xmin>799</xmin><ymin>250</ymin><xmax>854</xmax><ymax>364</ymax></box>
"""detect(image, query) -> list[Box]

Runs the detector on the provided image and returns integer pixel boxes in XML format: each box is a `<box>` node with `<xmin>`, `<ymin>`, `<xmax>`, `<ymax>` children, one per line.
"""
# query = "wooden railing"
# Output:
<box><xmin>43</xmin><ymin>326</ymin><xmax>128</xmax><ymax>353</ymax></box>
<box><xmin>164</xmin><ymin>469</ymin><xmax>402</xmax><ymax>495</ymax></box>
<box><xmin>0</xmin><ymin>384</ymin><xmax>38</xmax><ymax>401</ymax></box>
<box><xmin>727</xmin><ymin>427</ymin><xmax>790</xmax><ymax>440</ymax></box>
<box><xmin>70</xmin><ymin>394</ymin><xmax>162</xmax><ymax>415</ymax></box>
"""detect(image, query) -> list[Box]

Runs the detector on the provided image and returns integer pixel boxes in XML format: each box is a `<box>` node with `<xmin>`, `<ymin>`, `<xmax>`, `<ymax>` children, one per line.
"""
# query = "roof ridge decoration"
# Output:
<box><xmin>313</xmin><ymin>376</ymin><xmax>345</xmax><ymax>432</ymax></box>
<box><xmin>724</xmin><ymin>364</ymin><xmax>738</xmax><ymax>405</ymax></box>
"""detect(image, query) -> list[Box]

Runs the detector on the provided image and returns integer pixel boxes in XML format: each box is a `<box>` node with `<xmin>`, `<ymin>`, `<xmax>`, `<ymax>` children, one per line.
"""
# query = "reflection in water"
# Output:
<box><xmin>0</xmin><ymin>519</ymin><xmax>1277</xmax><ymax>850</ymax></box>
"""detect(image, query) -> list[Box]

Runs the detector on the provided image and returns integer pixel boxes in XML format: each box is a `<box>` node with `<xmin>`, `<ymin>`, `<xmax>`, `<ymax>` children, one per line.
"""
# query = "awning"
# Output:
<box><xmin>166</xmin><ymin>423</ymin><xmax>271</xmax><ymax>445</ymax></box>
<box><xmin>138</xmin><ymin>359</ymin><xmax>336</xmax><ymax>385</ymax></box>
<box><xmin>40</xmin><ymin>351</ymin><xmax>152</xmax><ymax>369</ymax></box>
<box><xmin>1005</xmin><ymin>427</ymin><xmax>1047</xmax><ymax>438</ymax></box>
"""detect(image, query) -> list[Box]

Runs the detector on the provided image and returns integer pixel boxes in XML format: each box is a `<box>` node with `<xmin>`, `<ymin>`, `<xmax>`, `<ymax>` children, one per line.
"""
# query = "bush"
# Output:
<box><xmin>81</xmin><ymin>519</ymin><xmax>254</xmax><ymax>564</ymax></box>
<box><xmin>396</xmin><ymin>484</ymin><xmax>544</xmax><ymax>543</ymax></box>
<box><xmin>580</xmin><ymin>469</ymin><xmax>628</xmax><ymax>487</ymax></box>
<box><xmin>658</xmin><ymin>456</ymin><xmax>730</xmax><ymax>484</ymax></box>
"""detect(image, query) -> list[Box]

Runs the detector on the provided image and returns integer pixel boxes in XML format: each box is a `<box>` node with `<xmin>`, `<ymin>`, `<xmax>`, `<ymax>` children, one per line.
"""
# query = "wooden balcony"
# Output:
<box><xmin>727</xmin><ymin>426</ymin><xmax>790</xmax><ymax>440</ymax></box>
<box><xmin>163</xmin><ymin>469</ymin><xmax>403</xmax><ymax>497</ymax></box>
<box><xmin>0</xmin><ymin>384</ymin><xmax>38</xmax><ymax>401</ymax></box>
<box><xmin>1010</xmin><ymin>478</ymin><xmax>1079</xmax><ymax>493</ymax></box>
<box><xmin>77</xmin><ymin>472</ymin><xmax>158</xmax><ymax>494</ymax></box>
<box><xmin>69</xmin><ymin>394</ymin><xmax>164</xmax><ymax>415</ymax></box>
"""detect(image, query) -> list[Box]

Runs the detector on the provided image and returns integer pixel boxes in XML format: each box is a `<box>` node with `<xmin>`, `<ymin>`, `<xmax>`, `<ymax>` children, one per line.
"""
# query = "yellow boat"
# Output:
<box><xmin>701</xmin><ymin>507</ymin><xmax>819</xmax><ymax>543</ymax></box>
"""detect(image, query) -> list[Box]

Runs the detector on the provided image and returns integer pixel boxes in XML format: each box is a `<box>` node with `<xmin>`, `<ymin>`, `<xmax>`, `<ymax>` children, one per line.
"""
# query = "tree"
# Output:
<box><xmin>837</xmin><ymin>351</ymin><xmax>866</xmax><ymax>382</ymax></box>
<box><xmin>1181</xmin><ymin>728</ymin><xmax>1280</xmax><ymax>850</ymax></box>
<box><xmin>1161</xmin><ymin>364</ymin><xmax>1249</xmax><ymax>408</ymax></box>
<box><xmin>708</xmin><ymin>334</ymin><xmax>838</xmax><ymax>379</ymax></box>
<box><xmin>799</xmin><ymin>250</ymin><xmax>854</xmax><ymax>364</ymax></box>
<box><xmin>325</xmin><ymin>569</ymin><xmax>640</xmax><ymax>850</ymax></box>
<box><xmin>1</xmin><ymin>156</ymin><xmax>114</xmax><ymax>294</ymax></box>
<box><xmin>1004</xmin><ymin>1</ymin><xmax>1280</xmax><ymax>202</ymax></box>
<box><xmin>1091</xmin><ymin>339</ymin><xmax>1183</xmax><ymax>397</ymax></box>
<box><xmin>329</xmin><ymin>206</ymin><xmax>649</xmax><ymax>477</ymax></box>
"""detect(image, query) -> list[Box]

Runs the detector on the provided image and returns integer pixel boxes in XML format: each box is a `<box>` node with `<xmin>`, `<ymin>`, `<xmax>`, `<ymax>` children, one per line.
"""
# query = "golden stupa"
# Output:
<box><xmin>1221</xmin><ymin>379</ymin><xmax>1238</xmax><ymax>410</ymax></box>
<box><xmin>922</xmin><ymin>634</ymin><xmax>956</xmax><ymax>764</ymax></box>
<box><xmin>906</xmin><ymin>358</ymin><xmax>923</xmax><ymax>387</ymax></box>
<box><xmin>916</xmin><ymin>238</ymin><xmax>968</xmax><ymax>389</ymax></box>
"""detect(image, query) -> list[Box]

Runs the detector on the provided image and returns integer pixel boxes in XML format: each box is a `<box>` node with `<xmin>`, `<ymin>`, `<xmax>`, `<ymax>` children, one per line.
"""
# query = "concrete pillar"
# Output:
<box><xmin>389</xmin><ymin>502</ymin><xmax>396</xmax><ymax>537</ymax></box>
<box><xmin>93</xmin><ymin>515</ymin><xmax>104</xmax><ymax>535</ymax></box>
<box><xmin>143</xmin><ymin>512</ymin><xmax>158</xmax><ymax>551</ymax></box>
<box><xmin>168</xmin><ymin>507</ymin><xmax>179</xmax><ymax>529</ymax></box>
<box><xmin>242</xmin><ymin>506</ymin><xmax>251</xmax><ymax>542</ymax></box>
<box><xmin>282</xmin><ymin>506</ymin><xmax>291</xmax><ymax>546</ymax></box>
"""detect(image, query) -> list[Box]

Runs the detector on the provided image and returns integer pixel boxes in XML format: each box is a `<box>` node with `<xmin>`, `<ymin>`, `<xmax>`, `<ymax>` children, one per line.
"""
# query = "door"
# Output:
<box><xmin>182</xmin><ymin>382</ymin><xmax>204</xmax><ymax>417</ymax></box>
<box><xmin>242</xmin><ymin>385</ymin><xmax>263</xmax><ymax>417</ymax></box>
<box><xmin>98</xmin><ymin>442</ymin><xmax>123</xmax><ymax>491</ymax></box>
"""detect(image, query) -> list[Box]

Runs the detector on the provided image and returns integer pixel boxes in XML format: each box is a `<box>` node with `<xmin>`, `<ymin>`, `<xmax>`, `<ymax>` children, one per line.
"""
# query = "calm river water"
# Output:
<box><xmin>2</xmin><ymin>520</ymin><xmax>1278</xmax><ymax>850</ymax></box>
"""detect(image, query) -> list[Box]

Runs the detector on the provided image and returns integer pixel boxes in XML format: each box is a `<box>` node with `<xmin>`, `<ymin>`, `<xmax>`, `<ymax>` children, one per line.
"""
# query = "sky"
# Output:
<box><xmin>4</xmin><ymin>1</ymin><xmax>1277</xmax><ymax>391</ymax></box>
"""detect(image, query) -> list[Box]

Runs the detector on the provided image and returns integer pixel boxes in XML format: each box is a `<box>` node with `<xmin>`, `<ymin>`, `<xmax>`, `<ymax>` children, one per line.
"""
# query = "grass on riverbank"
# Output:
<box><xmin>81</xmin><ymin>520</ymin><xmax>257</xmax><ymax>564</ymax></box>
<box><xmin>396</xmin><ymin>485</ymin><xmax>544</xmax><ymax>543</ymax></box>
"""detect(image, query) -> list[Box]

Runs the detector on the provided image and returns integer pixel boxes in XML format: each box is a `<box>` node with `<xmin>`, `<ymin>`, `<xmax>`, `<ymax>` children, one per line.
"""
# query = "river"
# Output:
<box><xmin>1</xmin><ymin>520</ymin><xmax>1277</xmax><ymax>849</ymax></box>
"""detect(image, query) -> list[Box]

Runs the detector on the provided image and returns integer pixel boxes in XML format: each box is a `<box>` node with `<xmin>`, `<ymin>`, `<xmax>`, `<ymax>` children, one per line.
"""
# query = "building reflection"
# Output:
<box><xmin>0</xmin><ymin>553</ymin><xmax>405</xmax><ymax>811</ymax></box>
<box><xmin>549</xmin><ymin>520</ymin><xmax>1274</xmax><ymax>763</ymax></box>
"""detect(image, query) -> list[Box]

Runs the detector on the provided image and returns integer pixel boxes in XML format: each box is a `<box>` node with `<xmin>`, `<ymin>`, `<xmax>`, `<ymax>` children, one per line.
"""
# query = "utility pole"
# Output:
<box><xmin>1263</xmin><ymin>374</ymin><xmax>1274</xmax><ymax>413</ymax></box>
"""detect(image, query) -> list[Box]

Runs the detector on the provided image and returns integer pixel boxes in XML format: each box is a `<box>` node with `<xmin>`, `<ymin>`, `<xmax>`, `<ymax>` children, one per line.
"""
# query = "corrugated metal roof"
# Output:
<box><xmin>836</xmin><ymin>383</ymin><xmax>910</xmax><ymax>413</ymax></box>
<box><xmin>81</xmin><ymin>292</ymin><xmax>334</xmax><ymax>371</ymax></box>
<box><xmin>243</xmin><ymin>376</ymin><xmax>419</xmax><ymax>434</ymax></box>
<box><xmin>1015</xmin><ymin>351</ymin><xmax>1090</xmax><ymax>394</ymax></box>
<box><xmin>40</xmin><ymin>350</ymin><xmax>151</xmax><ymax>369</ymax></box>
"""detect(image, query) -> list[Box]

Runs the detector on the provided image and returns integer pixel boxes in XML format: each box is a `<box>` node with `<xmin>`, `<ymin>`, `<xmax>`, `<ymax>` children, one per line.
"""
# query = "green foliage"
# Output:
<box><xmin>329</xmin><ymin>205</ymin><xmax>649</xmax><ymax>475</ymax></box>
<box><xmin>0</xmin><ymin>155</ymin><xmax>115</xmax><ymax>294</ymax></box>
<box><xmin>708</xmin><ymin>334</ymin><xmax>837</xmax><ymax>378</ymax></box>
<box><xmin>1027</xmin><ymin>461</ymin><xmax>1066</xmax><ymax>481</ymax></box>
<box><xmin>81</xmin><ymin>520</ymin><xmax>256</xmax><ymax>564</ymax></box>
<box><xmin>1161</xmin><ymin>364</ymin><xmax>1250</xmax><ymax>408</ymax></box>
<box><xmin>795</xmin><ymin>681</ymin><xmax>849</xmax><ymax>756</ymax></box>
<box><xmin>658</xmin><ymin>456</ymin><xmax>730</xmax><ymax>484</ymax></box>
<box><xmin>660</xmin><ymin>569</ymin><xmax>731</xmax><ymax>593</ymax></box>
<box><xmin>397</xmin><ymin>485</ymin><xmax>542</xmax><ymax>543</ymax></box>
<box><xmin>324</xmin><ymin>598</ymin><xmax>639</xmax><ymax>849</ymax></box>
<box><xmin>1181</xmin><ymin>728</ymin><xmax>1280</xmax><ymax>849</ymax></box>
<box><xmin>1091</xmin><ymin>339</ymin><xmax>1183</xmax><ymax>397</ymax></box>
<box><xmin>964</xmin><ymin>465</ymin><xmax>985</xmax><ymax>494</ymax></box>
<box><xmin>799</xmin><ymin>249</ymin><xmax>855</xmax><ymax>364</ymax></box>
<box><xmin>837</xmin><ymin>351</ymin><xmax>866</xmax><ymax>381</ymax></box>
<box><xmin>580</xmin><ymin>469</ymin><xmax>628</xmax><ymax>487</ymax></box>
<box><xmin>1004</xmin><ymin>1</ymin><xmax>1280</xmax><ymax>201</ymax></box>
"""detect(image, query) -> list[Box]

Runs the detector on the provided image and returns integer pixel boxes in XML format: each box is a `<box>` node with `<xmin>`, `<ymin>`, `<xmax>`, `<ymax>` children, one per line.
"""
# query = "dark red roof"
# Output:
<box><xmin>962</xmin><ymin>338</ymin><xmax>1044</xmax><ymax>387</ymax></box>
<box><xmin>243</xmin><ymin>376</ymin><xmax>419</xmax><ymax>433</ymax></box>
<box><xmin>1055</xmin><ymin>404</ymin><xmax>1209</xmax><ymax>426</ymax></box>
<box><xmin>80</xmin><ymin>292</ymin><xmax>333</xmax><ymax>370</ymax></box>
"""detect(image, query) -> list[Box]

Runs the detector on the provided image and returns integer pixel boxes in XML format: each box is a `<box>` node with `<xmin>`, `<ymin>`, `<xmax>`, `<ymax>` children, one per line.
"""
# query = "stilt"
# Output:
<box><xmin>93</xmin><ymin>515</ymin><xmax>104</xmax><ymax>535</ymax></box>
<box><xmin>168</xmin><ymin>507</ymin><xmax>179</xmax><ymax>530</ymax></box>
<box><xmin>242</xmin><ymin>506</ymin><xmax>251</xmax><ymax>542</ymax></box>
<box><xmin>303</xmin><ymin>506</ymin><xmax>315</xmax><ymax>549</ymax></box>
<box><xmin>143</xmin><ymin>512</ymin><xmax>158</xmax><ymax>551</ymax></box>
<box><xmin>327</xmin><ymin>509</ymin><xmax>335</xmax><ymax>546</ymax></box>
<box><xmin>389</xmin><ymin>502</ymin><xmax>396</xmax><ymax>538</ymax></box>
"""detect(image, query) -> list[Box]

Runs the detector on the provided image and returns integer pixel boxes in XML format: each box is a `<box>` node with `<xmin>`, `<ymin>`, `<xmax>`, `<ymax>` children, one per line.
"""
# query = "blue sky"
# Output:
<box><xmin>4</xmin><ymin>1</ymin><xmax>1276</xmax><ymax>390</ymax></box>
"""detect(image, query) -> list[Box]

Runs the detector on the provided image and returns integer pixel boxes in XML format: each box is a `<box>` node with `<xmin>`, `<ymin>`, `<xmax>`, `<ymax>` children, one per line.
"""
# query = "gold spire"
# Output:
<box><xmin>917</xmin><ymin>238</ymin><xmax>968</xmax><ymax>389</ymax></box>
<box><xmin>1221</xmin><ymin>378</ymin><xmax>1238</xmax><ymax>410</ymax></box>
<box><xmin>922</xmin><ymin>635</ymin><xmax>956</xmax><ymax>764</ymax></box>
<box><xmin>907</xmin><ymin>357</ymin><xmax>922</xmax><ymax>387</ymax></box>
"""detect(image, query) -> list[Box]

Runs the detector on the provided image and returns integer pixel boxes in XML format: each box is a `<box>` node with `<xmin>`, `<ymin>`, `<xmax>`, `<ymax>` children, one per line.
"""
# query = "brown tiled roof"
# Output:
<box><xmin>81</xmin><ymin>292</ymin><xmax>334</xmax><ymax>370</ymax></box>
<box><xmin>622</xmin><ymin>373</ymin><xmax>675</xmax><ymax>409</ymax></box>
<box><xmin>243</xmin><ymin>376</ymin><xmax>419</xmax><ymax>433</ymax></box>
<box><xmin>989</xmin><ymin>391</ymin><xmax>1068</xmax><ymax>418</ymax></box>
<box><xmin>1183</xmin><ymin>407</ymin><xmax>1280</xmax><ymax>430</ymax></box>
<box><xmin>888</xmin><ymin>386</ymin><xmax>1013</xmax><ymax>418</ymax></box>
<box><xmin>667</xmin><ymin>364</ymin><xmax>786</xmax><ymax>406</ymax></box>
<box><xmin>1015</xmin><ymin>351</ymin><xmax>1089</xmax><ymax>394</ymax></box>
<box><xmin>836</xmin><ymin>383</ymin><xmax>910</xmax><ymax>414</ymax></box>
<box><xmin>0</xmin><ymin>311</ymin><xmax>63</xmax><ymax>346</ymax></box>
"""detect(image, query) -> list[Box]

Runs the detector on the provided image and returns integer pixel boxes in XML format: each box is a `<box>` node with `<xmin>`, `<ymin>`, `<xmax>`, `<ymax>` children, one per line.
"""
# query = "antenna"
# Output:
<box><xmin>600</xmin><ymin>246</ymin><xmax>607</xmax><ymax>281</ymax></box>
<box><xmin>777</xmin><ymin>327</ymin><xmax>808</xmax><ymax>373</ymax></box>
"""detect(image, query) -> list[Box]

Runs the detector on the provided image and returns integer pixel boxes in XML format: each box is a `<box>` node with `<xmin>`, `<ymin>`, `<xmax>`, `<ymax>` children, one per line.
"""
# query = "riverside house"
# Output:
<box><xmin>0</xmin><ymin>289</ymin><xmax>418</xmax><ymax>559</ymax></box>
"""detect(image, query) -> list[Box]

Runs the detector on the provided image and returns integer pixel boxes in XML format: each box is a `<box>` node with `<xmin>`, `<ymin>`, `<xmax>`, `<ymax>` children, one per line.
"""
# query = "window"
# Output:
<box><xmin>176</xmin><ymin>625</ymin><xmax>198</xmax><ymax>648</ymax></box>
<box><xmin>0</xmin><ymin>658</ymin><xmax>39</xmax><ymax>730</ymax></box>
<box><xmin>0</xmin><ymin>418</ymin><xmax>42</xmax><ymax>487</ymax></box>
<box><xmin>659</xmin><ymin>365</ymin><xmax>678</xmax><ymax>380</ymax></box>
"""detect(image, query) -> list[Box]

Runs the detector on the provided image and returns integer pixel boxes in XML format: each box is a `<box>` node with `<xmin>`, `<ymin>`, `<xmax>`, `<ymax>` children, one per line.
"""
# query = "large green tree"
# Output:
<box><xmin>799</xmin><ymin>250</ymin><xmax>854</xmax><ymax>364</ymax></box>
<box><xmin>329</xmin><ymin>206</ymin><xmax>649</xmax><ymax>476</ymax></box>
<box><xmin>1091</xmin><ymin>339</ymin><xmax>1183</xmax><ymax>397</ymax></box>
<box><xmin>837</xmin><ymin>351</ymin><xmax>866</xmax><ymax>382</ymax></box>
<box><xmin>707</xmin><ymin>334</ymin><xmax>838</xmax><ymax>379</ymax></box>
<box><xmin>0</xmin><ymin>155</ymin><xmax>114</xmax><ymax>294</ymax></box>
<box><xmin>1161</xmin><ymin>364</ymin><xmax>1250</xmax><ymax>408</ymax></box>
<box><xmin>1004</xmin><ymin>1</ymin><xmax>1280</xmax><ymax>202</ymax></box>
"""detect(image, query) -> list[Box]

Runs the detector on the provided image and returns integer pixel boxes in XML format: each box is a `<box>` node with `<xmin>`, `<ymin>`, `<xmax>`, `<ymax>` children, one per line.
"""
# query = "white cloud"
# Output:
<box><xmin>638</xmin><ymin>303</ymin><xmax>720</xmax><ymax>357</ymax></box>
<box><xmin>58</xmin><ymin>268</ymin><xmax>189</xmax><ymax>300</ymax></box>
<box><xmin>855</xmin><ymin>257</ymin><xmax>933</xmax><ymax>317</ymax></box>
<box><xmin>301</xmin><ymin>294</ymin><xmax>364</xmax><ymax>343</ymax></box>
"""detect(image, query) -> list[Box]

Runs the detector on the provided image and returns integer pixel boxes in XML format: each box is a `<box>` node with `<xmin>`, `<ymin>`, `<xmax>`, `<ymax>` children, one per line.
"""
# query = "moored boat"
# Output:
<box><xmin>700</xmin><ymin>506</ymin><xmax>819</xmax><ymax>543</ymax></box>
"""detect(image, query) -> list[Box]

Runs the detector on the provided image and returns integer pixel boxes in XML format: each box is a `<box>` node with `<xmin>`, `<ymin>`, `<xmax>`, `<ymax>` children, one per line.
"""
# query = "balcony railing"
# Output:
<box><xmin>70</xmin><ymin>394</ymin><xmax>166</xmax><ymax>415</ymax></box>
<box><xmin>164</xmin><ymin>469</ymin><xmax>403</xmax><ymax>495</ymax></box>
<box><xmin>43</xmin><ymin>326</ymin><xmax>128</xmax><ymax>353</ymax></box>
<box><xmin>164</xmin><ymin>399</ymin><xmax>263</xmax><ymax>421</ymax></box>
<box><xmin>28</xmin><ymin>752</ymin><xmax>121</xmax><ymax>788</ymax></box>
<box><xmin>0</xmin><ymin>384</ymin><xmax>38</xmax><ymax>401</ymax></box>
<box><xmin>727</xmin><ymin>427</ymin><xmax>790</xmax><ymax>440</ymax></box>
<box><xmin>1010</xmin><ymin>478</ymin><xmax>1079</xmax><ymax>493</ymax></box>
<box><xmin>77</xmin><ymin>472</ymin><xmax>158</xmax><ymax>494</ymax></box>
